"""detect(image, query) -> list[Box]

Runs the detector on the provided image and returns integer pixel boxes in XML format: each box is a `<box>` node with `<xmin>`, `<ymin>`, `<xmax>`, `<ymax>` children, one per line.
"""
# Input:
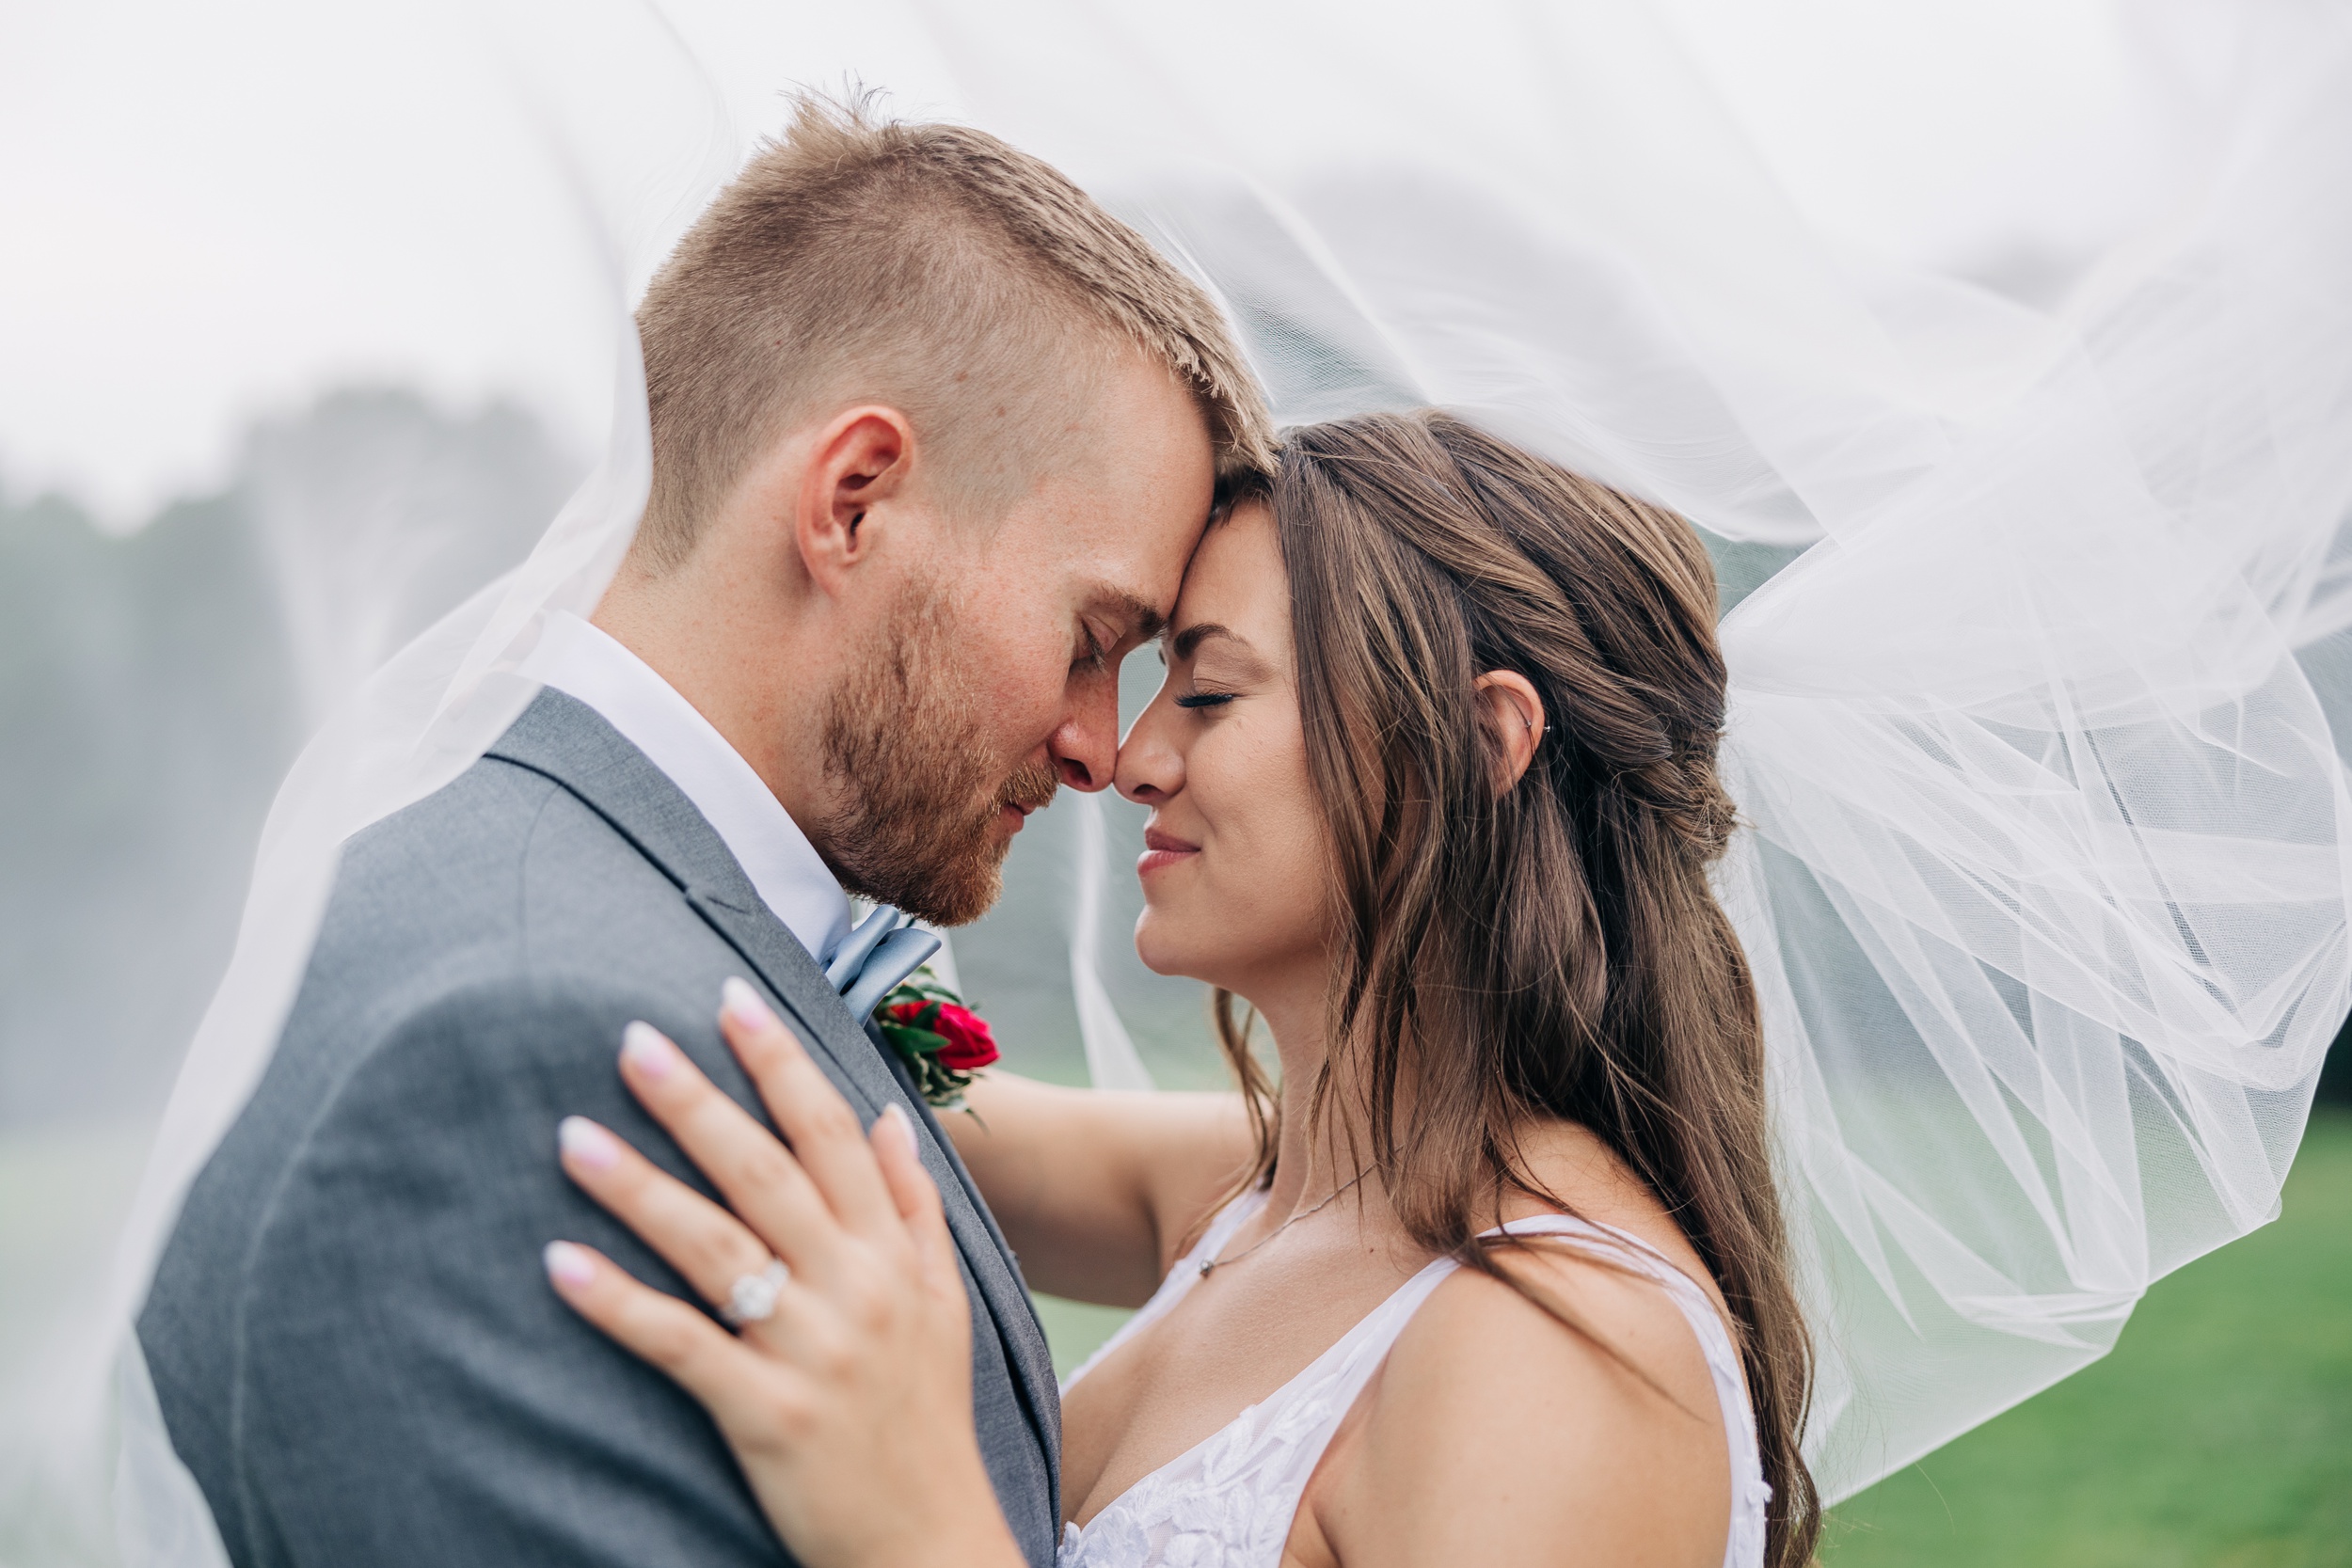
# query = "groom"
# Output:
<box><xmin>138</xmin><ymin>98</ymin><xmax>1269</xmax><ymax>1568</ymax></box>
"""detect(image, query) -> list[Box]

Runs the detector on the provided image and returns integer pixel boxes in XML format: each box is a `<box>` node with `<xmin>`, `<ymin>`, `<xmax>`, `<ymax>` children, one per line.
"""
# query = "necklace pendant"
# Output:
<box><xmin>1198</xmin><ymin>1259</ymin><xmax>1215</xmax><ymax>1277</ymax></box>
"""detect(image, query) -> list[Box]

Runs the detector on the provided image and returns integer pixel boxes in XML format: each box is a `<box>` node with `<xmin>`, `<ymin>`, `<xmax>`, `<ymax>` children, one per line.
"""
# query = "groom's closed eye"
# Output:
<box><xmin>1077</xmin><ymin>589</ymin><xmax>1169</xmax><ymax>666</ymax></box>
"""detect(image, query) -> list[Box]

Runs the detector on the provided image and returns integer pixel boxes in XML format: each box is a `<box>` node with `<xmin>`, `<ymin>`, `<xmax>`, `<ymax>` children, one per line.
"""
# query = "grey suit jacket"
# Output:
<box><xmin>139</xmin><ymin>689</ymin><xmax>1061</xmax><ymax>1568</ymax></box>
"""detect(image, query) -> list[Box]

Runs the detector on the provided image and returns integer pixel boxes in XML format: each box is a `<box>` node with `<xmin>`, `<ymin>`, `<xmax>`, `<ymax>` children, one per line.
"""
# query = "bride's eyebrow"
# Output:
<box><xmin>1170</xmin><ymin>622</ymin><xmax>1237</xmax><ymax>660</ymax></box>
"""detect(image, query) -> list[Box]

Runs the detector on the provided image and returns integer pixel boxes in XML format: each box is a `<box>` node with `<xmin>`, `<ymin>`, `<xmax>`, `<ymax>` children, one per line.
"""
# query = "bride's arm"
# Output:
<box><xmin>942</xmin><ymin>1073</ymin><xmax>1256</xmax><ymax>1307</ymax></box>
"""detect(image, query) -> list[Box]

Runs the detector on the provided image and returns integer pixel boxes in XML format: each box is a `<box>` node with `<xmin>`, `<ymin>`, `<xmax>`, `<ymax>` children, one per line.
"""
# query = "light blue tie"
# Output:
<box><xmin>826</xmin><ymin>903</ymin><xmax>943</xmax><ymax>1022</ymax></box>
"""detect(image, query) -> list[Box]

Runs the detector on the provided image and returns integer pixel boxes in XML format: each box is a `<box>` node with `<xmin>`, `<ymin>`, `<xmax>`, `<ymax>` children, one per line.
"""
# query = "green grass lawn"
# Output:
<box><xmin>1031</xmin><ymin>1111</ymin><xmax>2352</xmax><ymax>1563</ymax></box>
<box><xmin>1032</xmin><ymin>1291</ymin><xmax>1133</xmax><ymax>1381</ymax></box>
<box><xmin>1825</xmin><ymin>1108</ymin><xmax>2352</xmax><ymax>1567</ymax></box>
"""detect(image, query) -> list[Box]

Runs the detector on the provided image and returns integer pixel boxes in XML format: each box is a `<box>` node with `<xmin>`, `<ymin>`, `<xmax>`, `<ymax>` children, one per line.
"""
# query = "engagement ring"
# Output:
<box><xmin>720</xmin><ymin>1258</ymin><xmax>790</xmax><ymax>1327</ymax></box>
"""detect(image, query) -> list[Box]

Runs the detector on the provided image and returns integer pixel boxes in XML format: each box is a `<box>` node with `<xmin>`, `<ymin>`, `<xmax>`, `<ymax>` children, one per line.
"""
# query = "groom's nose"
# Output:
<box><xmin>1048</xmin><ymin>683</ymin><xmax>1120</xmax><ymax>791</ymax></box>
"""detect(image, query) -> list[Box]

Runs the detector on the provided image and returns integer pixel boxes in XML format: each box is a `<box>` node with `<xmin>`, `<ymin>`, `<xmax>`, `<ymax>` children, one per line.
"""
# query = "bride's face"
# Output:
<box><xmin>1115</xmin><ymin>501</ymin><xmax>1330</xmax><ymax>999</ymax></box>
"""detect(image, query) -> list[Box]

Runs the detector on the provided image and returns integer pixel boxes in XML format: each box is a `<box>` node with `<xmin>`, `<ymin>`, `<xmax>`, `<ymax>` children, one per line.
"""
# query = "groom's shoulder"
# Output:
<box><xmin>323</xmin><ymin>746</ymin><xmax>688</xmax><ymax>976</ymax></box>
<box><xmin>142</xmin><ymin>748</ymin><xmax>742</xmax><ymax>1397</ymax></box>
<box><xmin>189</xmin><ymin>747</ymin><xmax>733</xmax><ymax>1211</ymax></box>
<box><xmin>338</xmin><ymin>743</ymin><xmax>624</xmax><ymax>909</ymax></box>
<box><xmin>174</xmin><ymin>748</ymin><xmax>666</xmax><ymax>1116</ymax></box>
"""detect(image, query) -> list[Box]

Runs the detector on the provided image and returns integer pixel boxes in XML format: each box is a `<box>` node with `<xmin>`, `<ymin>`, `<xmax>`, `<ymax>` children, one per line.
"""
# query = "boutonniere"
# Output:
<box><xmin>872</xmin><ymin>971</ymin><xmax>999</xmax><ymax>1112</ymax></box>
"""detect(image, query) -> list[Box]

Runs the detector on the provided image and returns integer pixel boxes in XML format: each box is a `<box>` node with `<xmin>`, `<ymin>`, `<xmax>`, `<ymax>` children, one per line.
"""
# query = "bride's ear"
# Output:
<box><xmin>1473</xmin><ymin>671</ymin><xmax>1546</xmax><ymax>792</ymax></box>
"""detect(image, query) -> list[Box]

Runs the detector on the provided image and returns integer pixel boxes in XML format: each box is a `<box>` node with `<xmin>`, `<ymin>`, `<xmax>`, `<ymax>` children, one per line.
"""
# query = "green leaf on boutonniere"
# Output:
<box><xmin>870</xmin><ymin>969</ymin><xmax>997</xmax><ymax>1115</ymax></box>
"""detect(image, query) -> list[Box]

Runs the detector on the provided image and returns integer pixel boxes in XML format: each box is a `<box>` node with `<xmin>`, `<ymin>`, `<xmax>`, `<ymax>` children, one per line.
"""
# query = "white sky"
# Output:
<box><xmin>0</xmin><ymin>0</ymin><xmax>2225</xmax><ymax>527</ymax></box>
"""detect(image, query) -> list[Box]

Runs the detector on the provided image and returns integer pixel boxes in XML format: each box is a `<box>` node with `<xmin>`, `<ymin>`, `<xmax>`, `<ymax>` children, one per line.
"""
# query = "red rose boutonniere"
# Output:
<box><xmin>872</xmin><ymin>972</ymin><xmax>999</xmax><ymax>1111</ymax></box>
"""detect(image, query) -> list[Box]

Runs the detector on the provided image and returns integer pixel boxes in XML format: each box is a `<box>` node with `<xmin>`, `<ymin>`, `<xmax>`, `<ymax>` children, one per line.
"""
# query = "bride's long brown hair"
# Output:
<box><xmin>1212</xmin><ymin>410</ymin><xmax>1818</xmax><ymax>1566</ymax></box>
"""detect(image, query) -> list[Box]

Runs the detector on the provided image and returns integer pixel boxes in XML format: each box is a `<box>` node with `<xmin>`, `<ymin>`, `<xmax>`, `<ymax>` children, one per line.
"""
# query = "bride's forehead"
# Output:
<box><xmin>1182</xmin><ymin>500</ymin><xmax>1282</xmax><ymax>590</ymax></box>
<box><xmin>1171</xmin><ymin>515</ymin><xmax>1288</xmax><ymax>635</ymax></box>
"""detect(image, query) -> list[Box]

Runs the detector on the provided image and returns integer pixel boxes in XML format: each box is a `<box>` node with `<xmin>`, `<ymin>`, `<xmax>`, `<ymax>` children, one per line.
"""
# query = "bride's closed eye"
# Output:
<box><xmin>1173</xmin><ymin>690</ymin><xmax>1235</xmax><ymax>710</ymax></box>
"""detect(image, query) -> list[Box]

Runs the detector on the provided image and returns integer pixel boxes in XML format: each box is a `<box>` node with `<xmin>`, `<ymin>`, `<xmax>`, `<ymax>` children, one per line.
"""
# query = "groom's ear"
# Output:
<box><xmin>793</xmin><ymin>405</ymin><xmax>916</xmax><ymax>595</ymax></box>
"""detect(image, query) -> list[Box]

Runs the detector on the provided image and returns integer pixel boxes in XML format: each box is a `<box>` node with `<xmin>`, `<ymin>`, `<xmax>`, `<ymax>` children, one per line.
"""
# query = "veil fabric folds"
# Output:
<box><xmin>6</xmin><ymin>2</ymin><xmax>2349</xmax><ymax>1560</ymax></box>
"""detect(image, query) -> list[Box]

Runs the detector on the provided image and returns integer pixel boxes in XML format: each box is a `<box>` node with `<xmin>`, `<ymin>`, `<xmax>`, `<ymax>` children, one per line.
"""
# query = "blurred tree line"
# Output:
<box><xmin>0</xmin><ymin>388</ymin><xmax>576</xmax><ymax>1132</ymax></box>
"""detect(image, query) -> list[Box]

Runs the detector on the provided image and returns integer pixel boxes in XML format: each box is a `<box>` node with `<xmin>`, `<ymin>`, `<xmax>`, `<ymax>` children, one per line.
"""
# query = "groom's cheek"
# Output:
<box><xmin>965</xmin><ymin>624</ymin><xmax>1069</xmax><ymax>747</ymax></box>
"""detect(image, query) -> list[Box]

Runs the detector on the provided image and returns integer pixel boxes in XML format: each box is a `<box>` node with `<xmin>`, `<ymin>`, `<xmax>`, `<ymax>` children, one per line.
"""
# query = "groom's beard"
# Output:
<box><xmin>815</xmin><ymin>579</ymin><xmax>1061</xmax><ymax>927</ymax></box>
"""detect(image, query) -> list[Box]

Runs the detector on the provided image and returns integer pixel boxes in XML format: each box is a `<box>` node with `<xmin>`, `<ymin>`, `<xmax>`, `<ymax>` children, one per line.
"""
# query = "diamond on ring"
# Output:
<box><xmin>720</xmin><ymin>1258</ymin><xmax>790</xmax><ymax>1327</ymax></box>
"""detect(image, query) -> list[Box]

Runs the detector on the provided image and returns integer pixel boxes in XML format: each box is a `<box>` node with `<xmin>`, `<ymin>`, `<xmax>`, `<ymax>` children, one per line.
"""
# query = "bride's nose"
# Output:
<box><xmin>1115</xmin><ymin>696</ymin><xmax>1184</xmax><ymax>805</ymax></box>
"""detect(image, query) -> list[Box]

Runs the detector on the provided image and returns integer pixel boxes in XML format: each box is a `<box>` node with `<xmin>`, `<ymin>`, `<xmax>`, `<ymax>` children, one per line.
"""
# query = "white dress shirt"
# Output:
<box><xmin>518</xmin><ymin>610</ymin><xmax>853</xmax><ymax>967</ymax></box>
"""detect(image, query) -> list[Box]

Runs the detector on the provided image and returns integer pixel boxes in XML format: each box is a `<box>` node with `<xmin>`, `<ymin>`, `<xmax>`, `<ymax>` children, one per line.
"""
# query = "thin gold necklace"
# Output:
<box><xmin>1198</xmin><ymin>1171</ymin><xmax>1368</xmax><ymax>1277</ymax></box>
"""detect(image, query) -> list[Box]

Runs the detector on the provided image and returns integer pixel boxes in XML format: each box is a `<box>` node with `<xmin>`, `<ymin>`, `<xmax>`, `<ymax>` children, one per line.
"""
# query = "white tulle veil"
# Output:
<box><xmin>5</xmin><ymin>1</ymin><xmax>2349</xmax><ymax>1560</ymax></box>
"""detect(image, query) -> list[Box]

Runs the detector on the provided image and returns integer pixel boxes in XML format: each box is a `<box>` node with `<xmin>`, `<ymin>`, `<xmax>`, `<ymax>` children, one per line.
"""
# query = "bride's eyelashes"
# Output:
<box><xmin>1173</xmin><ymin>690</ymin><xmax>1235</xmax><ymax>710</ymax></box>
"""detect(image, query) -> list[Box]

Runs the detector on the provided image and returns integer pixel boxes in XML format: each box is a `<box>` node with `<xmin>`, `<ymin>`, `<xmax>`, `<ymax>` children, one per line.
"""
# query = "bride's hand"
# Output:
<box><xmin>541</xmin><ymin>978</ymin><xmax>1024</xmax><ymax>1568</ymax></box>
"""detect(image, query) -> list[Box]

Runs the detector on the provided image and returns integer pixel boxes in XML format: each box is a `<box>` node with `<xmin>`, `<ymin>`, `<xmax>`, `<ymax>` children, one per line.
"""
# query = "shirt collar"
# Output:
<box><xmin>517</xmin><ymin>610</ymin><xmax>852</xmax><ymax>966</ymax></box>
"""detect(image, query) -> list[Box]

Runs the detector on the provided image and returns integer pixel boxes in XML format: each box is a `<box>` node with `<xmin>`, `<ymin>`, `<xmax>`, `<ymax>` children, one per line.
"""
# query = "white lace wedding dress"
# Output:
<box><xmin>1056</xmin><ymin>1190</ymin><xmax>1771</xmax><ymax>1568</ymax></box>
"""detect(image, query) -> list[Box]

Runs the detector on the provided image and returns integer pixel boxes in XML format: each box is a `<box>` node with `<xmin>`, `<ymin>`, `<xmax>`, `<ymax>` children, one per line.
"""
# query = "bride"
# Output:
<box><xmin>541</xmin><ymin>409</ymin><xmax>1811</xmax><ymax>1567</ymax></box>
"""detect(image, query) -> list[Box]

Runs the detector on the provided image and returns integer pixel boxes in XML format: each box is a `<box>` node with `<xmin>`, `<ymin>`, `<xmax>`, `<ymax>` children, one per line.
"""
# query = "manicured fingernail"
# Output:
<box><xmin>720</xmin><ymin>976</ymin><xmax>776</xmax><ymax>1031</ymax></box>
<box><xmin>621</xmin><ymin>1021</ymin><xmax>675</xmax><ymax>1079</ymax></box>
<box><xmin>558</xmin><ymin>1116</ymin><xmax>621</xmax><ymax>1171</ymax></box>
<box><xmin>543</xmin><ymin>1240</ymin><xmax>596</xmax><ymax>1290</ymax></box>
<box><xmin>881</xmin><ymin>1101</ymin><xmax>916</xmax><ymax>1156</ymax></box>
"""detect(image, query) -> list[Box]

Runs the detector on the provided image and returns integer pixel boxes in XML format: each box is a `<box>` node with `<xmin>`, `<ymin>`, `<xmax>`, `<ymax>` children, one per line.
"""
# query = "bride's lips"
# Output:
<box><xmin>1136</xmin><ymin>826</ymin><xmax>1200</xmax><ymax>878</ymax></box>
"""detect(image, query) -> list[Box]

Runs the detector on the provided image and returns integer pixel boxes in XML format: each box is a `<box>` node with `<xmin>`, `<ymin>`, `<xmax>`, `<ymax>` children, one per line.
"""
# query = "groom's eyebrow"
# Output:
<box><xmin>1096</xmin><ymin>589</ymin><xmax>1167</xmax><ymax>644</ymax></box>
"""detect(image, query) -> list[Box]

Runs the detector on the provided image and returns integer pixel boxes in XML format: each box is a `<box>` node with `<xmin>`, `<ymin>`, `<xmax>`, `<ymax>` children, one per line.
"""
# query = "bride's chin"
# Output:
<box><xmin>1131</xmin><ymin>931</ymin><xmax>1186</xmax><ymax>979</ymax></box>
<box><xmin>1132</xmin><ymin>912</ymin><xmax>1222</xmax><ymax>984</ymax></box>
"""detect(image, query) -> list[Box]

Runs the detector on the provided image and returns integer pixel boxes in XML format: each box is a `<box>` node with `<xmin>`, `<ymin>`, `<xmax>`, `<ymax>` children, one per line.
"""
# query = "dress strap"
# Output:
<box><xmin>1484</xmin><ymin>1213</ymin><xmax>1774</xmax><ymax>1551</ymax></box>
<box><xmin>1481</xmin><ymin>1212</ymin><xmax>1709</xmax><ymax>1296</ymax></box>
<box><xmin>1061</xmin><ymin>1185</ymin><xmax>1270</xmax><ymax>1393</ymax></box>
<box><xmin>1254</xmin><ymin>1250</ymin><xmax>1463</xmax><ymax>1441</ymax></box>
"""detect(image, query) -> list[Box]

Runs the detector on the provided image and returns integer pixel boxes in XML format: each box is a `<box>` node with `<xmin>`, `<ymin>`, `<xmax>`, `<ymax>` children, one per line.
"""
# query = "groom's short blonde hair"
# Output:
<box><xmin>632</xmin><ymin>91</ymin><xmax>1274</xmax><ymax>568</ymax></box>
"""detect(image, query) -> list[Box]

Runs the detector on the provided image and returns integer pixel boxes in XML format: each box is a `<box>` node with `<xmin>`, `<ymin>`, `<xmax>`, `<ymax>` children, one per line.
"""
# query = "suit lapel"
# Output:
<box><xmin>683</xmin><ymin>888</ymin><xmax>903</xmax><ymax>1117</ymax></box>
<box><xmin>684</xmin><ymin>891</ymin><xmax>1062</xmax><ymax>1491</ymax></box>
<box><xmin>485</xmin><ymin>689</ymin><xmax>1061</xmax><ymax>1499</ymax></box>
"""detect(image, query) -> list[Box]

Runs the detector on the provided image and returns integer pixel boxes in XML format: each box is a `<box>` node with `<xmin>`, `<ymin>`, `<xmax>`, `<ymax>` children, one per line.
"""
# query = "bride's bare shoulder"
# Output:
<box><xmin>1308</xmin><ymin>1243</ymin><xmax>1734</xmax><ymax>1568</ymax></box>
<box><xmin>1502</xmin><ymin>1115</ymin><xmax>1732</xmax><ymax>1320</ymax></box>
